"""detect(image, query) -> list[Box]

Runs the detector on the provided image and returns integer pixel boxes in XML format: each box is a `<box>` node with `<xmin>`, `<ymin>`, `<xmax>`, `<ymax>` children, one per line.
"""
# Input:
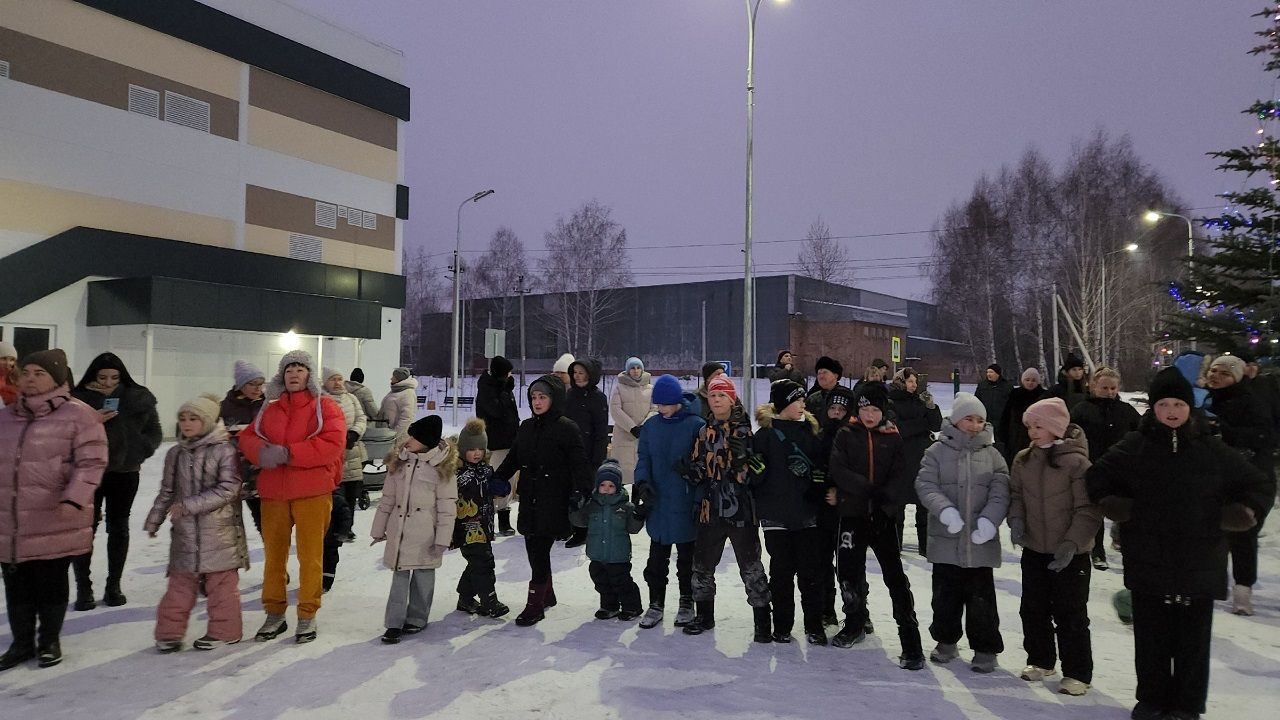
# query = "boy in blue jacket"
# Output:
<box><xmin>570</xmin><ymin>459</ymin><xmax>644</xmax><ymax>620</ymax></box>
<box><xmin>632</xmin><ymin>375</ymin><xmax>706</xmax><ymax>629</ymax></box>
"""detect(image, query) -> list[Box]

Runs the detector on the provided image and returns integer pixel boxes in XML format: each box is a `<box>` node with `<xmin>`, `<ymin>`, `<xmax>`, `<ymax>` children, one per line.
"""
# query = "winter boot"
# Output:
<box><xmin>457</xmin><ymin>596</ymin><xmax>481</xmax><ymax>614</ymax></box>
<box><xmin>1020</xmin><ymin>665</ymin><xmax>1058</xmax><ymax>682</ymax></box>
<box><xmin>752</xmin><ymin>607</ymin><xmax>773</xmax><ymax>644</ymax></box>
<box><xmin>381</xmin><ymin>628</ymin><xmax>402</xmax><ymax>644</ymax></box>
<box><xmin>1232</xmin><ymin>584</ymin><xmax>1255</xmax><ymax>616</ymax></box>
<box><xmin>771</xmin><ymin>605</ymin><xmax>794</xmax><ymax>643</ymax></box>
<box><xmin>831</xmin><ymin>623</ymin><xmax>866</xmax><ymax>648</ymax></box>
<box><xmin>803</xmin><ymin>614</ymin><xmax>827</xmax><ymax>646</ymax></box>
<box><xmin>0</xmin><ymin>597</ymin><xmax>36</xmax><ymax>671</ymax></box>
<box><xmin>72</xmin><ymin>555</ymin><xmax>95</xmax><ymax>611</ymax></box>
<box><xmin>970</xmin><ymin>651</ymin><xmax>998</xmax><ymax>674</ymax></box>
<box><xmin>254</xmin><ymin>614</ymin><xmax>289</xmax><ymax>641</ymax></box>
<box><xmin>1129</xmin><ymin>701</ymin><xmax>1165</xmax><ymax>720</ymax></box>
<box><xmin>1113</xmin><ymin>589</ymin><xmax>1134</xmax><ymax>625</ymax></box>
<box><xmin>639</xmin><ymin>603</ymin><xmax>664</xmax><ymax>629</ymax></box>
<box><xmin>102</xmin><ymin>579</ymin><xmax>127</xmax><ymax>608</ymax></box>
<box><xmin>617</xmin><ymin>607</ymin><xmax>642</xmax><ymax>622</ymax></box>
<box><xmin>929</xmin><ymin>642</ymin><xmax>959</xmax><ymax>664</ymax></box>
<box><xmin>673</xmin><ymin>596</ymin><xmax>695</xmax><ymax>626</ymax></box>
<box><xmin>1058</xmin><ymin>677</ymin><xmax>1090</xmax><ymax>696</ymax></box>
<box><xmin>36</xmin><ymin>640</ymin><xmax>61</xmax><ymax>668</ymax></box>
<box><xmin>478</xmin><ymin>594</ymin><xmax>510</xmax><ymax>618</ymax></box>
<box><xmin>823</xmin><ymin>587</ymin><xmax>839</xmax><ymax>627</ymax></box>
<box><xmin>497</xmin><ymin>509</ymin><xmax>515</xmax><ymax>537</ymax></box>
<box><xmin>193</xmin><ymin>635</ymin><xmax>239</xmax><ymax>651</ymax></box>
<box><xmin>595</xmin><ymin>608</ymin><xmax>621</xmax><ymax>620</ymax></box>
<box><xmin>401</xmin><ymin>623</ymin><xmax>425</xmax><ymax>634</ymax></box>
<box><xmin>155</xmin><ymin>639</ymin><xmax>183</xmax><ymax>654</ymax></box>
<box><xmin>295</xmin><ymin>617</ymin><xmax>317</xmax><ymax>644</ymax></box>
<box><xmin>544</xmin><ymin>577</ymin><xmax>558</xmax><ymax>608</ymax></box>
<box><xmin>899</xmin><ymin>652</ymin><xmax>926</xmax><ymax>671</ymax></box>
<box><xmin>682</xmin><ymin>600</ymin><xmax>715</xmax><ymax>635</ymax></box>
<box><xmin>0</xmin><ymin>645</ymin><xmax>35</xmax><ymax>672</ymax></box>
<box><xmin>515</xmin><ymin>582</ymin><xmax>548</xmax><ymax>627</ymax></box>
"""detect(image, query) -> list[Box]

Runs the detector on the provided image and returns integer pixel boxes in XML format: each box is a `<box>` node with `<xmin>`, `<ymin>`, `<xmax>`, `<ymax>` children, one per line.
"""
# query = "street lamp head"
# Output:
<box><xmin>471</xmin><ymin>189</ymin><xmax>495</xmax><ymax>202</ymax></box>
<box><xmin>1125</xmin><ymin>243</ymin><xmax>1139</xmax><ymax>252</ymax></box>
<box><xmin>1142</xmin><ymin>210</ymin><xmax>1162</xmax><ymax>224</ymax></box>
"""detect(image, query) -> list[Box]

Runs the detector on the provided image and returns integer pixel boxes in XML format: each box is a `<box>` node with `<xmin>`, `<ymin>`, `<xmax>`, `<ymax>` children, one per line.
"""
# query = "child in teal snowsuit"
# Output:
<box><xmin>571</xmin><ymin>459</ymin><xmax>644</xmax><ymax>620</ymax></box>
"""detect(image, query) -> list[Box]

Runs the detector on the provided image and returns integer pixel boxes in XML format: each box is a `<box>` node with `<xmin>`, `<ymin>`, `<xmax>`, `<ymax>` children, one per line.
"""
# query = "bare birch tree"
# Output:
<box><xmin>795</xmin><ymin>218</ymin><xmax>851</xmax><ymax>286</ymax></box>
<box><xmin>537</xmin><ymin>201</ymin><xmax>633</xmax><ymax>356</ymax></box>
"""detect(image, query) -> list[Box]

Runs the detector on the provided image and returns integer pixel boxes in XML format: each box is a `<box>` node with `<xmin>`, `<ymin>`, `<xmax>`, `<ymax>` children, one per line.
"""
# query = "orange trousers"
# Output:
<box><xmin>261</xmin><ymin>494</ymin><xmax>331</xmax><ymax>619</ymax></box>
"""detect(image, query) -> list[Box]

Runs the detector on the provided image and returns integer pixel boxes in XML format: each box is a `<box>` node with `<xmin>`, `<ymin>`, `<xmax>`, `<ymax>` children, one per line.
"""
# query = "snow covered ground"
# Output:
<box><xmin>2</xmin><ymin>386</ymin><xmax>1277</xmax><ymax>719</ymax></box>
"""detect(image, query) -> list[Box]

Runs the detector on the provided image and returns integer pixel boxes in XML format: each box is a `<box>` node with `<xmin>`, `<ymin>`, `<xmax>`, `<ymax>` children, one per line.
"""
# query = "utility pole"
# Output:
<box><xmin>517</xmin><ymin>274</ymin><xmax>530</xmax><ymax>407</ymax></box>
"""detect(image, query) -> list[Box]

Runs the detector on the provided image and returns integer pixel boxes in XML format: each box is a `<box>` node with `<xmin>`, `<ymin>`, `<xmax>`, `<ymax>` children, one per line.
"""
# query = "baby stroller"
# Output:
<box><xmin>358</xmin><ymin>420</ymin><xmax>398</xmax><ymax>509</ymax></box>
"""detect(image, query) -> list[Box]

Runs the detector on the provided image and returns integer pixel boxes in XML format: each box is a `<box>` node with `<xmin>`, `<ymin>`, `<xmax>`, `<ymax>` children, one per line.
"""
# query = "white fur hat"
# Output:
<box><xmin>553</xmin><ymin>353</ymin><xmax>575</xmax><ymax>374</ymax></box>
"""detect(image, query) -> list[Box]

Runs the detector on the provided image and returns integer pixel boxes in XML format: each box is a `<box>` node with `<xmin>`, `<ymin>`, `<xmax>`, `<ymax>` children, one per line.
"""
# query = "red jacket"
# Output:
<box><xmin>239</xmin><ymin>390</ymin><xmax>346</xmax><ymax>501</ymax></box>
<box><xmin>0</xmin><ymin>386</ymin><xmax>107</xmax><ymax>562</ymax></box>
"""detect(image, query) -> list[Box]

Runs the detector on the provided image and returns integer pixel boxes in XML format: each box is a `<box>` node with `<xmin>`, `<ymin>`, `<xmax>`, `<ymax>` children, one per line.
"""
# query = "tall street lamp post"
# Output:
<box><xmin>452</xmin><ymin>188</ymin><xmax>495</xmax><ymax>425</ymax></box>
<box><xmin>1144</xmin><ymin>210</ymin><xmax>1196</xmax><ymax>350</ymax></box>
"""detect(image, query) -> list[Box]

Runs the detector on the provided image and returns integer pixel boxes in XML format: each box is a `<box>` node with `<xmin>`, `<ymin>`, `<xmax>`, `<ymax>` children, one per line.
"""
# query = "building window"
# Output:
<box><xmin>127</xmin><ymin>84</ymin><xmax>161</xmax><ymax>119</ymax></box>
<box><xmin>288</xmin><ymin>233</ymin><xmax>323</xmax><ymax>263</ymax></box>
<box><xmin>163</xmin><ymin>90</ymin><xmax>211</xmax><ymax>133</ymax></box>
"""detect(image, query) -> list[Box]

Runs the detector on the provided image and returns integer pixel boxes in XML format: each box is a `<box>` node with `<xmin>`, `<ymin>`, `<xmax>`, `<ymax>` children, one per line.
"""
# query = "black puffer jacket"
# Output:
<box><xmin>750</xmin><ymin>405</ymin><xmax>824</xmax><ymax>530</ymax></box>
<box><xmin>888</xmin><ymin>384</ymin><xmax>941</xmax><ymax>486</ymax></box>
<box><xmin>496</xmin><ymin>375</ymin><xmax>592</xmax><ymax>538</ymax></box>
<box><xmin>975</xmin><ymin>378</ymin><xmax>1012</xmax><ymax>437</ymax></box>
<box><xmin>1087</xmin><ymin>412</ymin><xmax>1271</xmax><ymax>598</ymax></box>
<box><xmin>1208</xmin><ymin>381</ymin><xmax>1275</xmax><ymax>475</ymax></box>
<box><xmin>218</xmin><ymin>388</ymin><xmax>263</xmax><ymax>430</ymax></box>
<box><xmin>72</xmin><ymin>383</ymin><xmax>162</xmax><ymax>473</ymax></box>
<box><xmin>999</xmin><ymin>385</ymin><xmax>1048</xmax><ymax>463</ymax></box>
<box><xmin>565</xmin><ymin>359</ymin><xmax>610</xmax><ymax>466</ymax></box>
<box><xmin>1070</xmin><ymin>396</ymin><xmax>1141</xmax><ymax>462</ymax></box>
<box><xmin>475</xmin><ymin>371</ymin><xmax>519</xmax><ymax>451</ymax></box>
<box><xmin>829</xmin><ymin>417</ymin><xmax>907</xmax><ymax>519</ymax></box>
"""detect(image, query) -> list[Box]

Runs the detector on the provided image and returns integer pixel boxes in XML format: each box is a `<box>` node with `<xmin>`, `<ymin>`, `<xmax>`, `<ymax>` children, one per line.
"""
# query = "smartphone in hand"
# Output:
<box><xmin>102</xmin><ymin>398</ymin><xmax>120</xmax><ymax>412</ymax></box>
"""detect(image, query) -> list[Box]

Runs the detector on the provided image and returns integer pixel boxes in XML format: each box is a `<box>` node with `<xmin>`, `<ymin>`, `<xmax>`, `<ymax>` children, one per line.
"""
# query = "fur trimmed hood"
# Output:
<box><xmin>754</xmin><ymin>403</ymin><xmax>820</xmax><ymax>434</ymax></box>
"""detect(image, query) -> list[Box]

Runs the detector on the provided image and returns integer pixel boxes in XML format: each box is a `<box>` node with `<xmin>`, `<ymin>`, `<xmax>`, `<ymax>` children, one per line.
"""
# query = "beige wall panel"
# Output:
<box><xmin>242</xmin><ymin>225</ymin><xmax>392</xmax><ymax>274</ymax></box>
<box><xmin>354</xmin><ymin>247</ymin><xmax>396</xmax><ymax>274</ymax></box>
<box><xmin>244</xmin><ymin>184</ymin><xmax>395</xmax><ymax>251</ymax></box>
<box><xmin>0</xmin><ymin>27</ymin><xmax>238</xmax><ymax>140</ymax></box>
<box><xmin>242</xmin><ymin>224</ymin><xmax>291</xmax><ymax>258</ymax></box>
<box><xmin>0</xmin><ymin>179</ymin><xmax>234</xmax><ymax>248</ymax></box>
<box><xmin>0</xmin><ymin>0</ymin><xmax>241</xmax><ymax>99</ymax></box>
<box><xmin>250</xmin><ymin>67</ymin><xmax>396</xmax><ymax>150</ymax></box>
<box><xmin>320</xmin><ymin>237</ymin><xmax>356</xmax><ymax>269</ymax></box>
<box><xmin>248</xmin><ymin>107</ymin><xmax>398</xmax><ymax>184</ymax></box>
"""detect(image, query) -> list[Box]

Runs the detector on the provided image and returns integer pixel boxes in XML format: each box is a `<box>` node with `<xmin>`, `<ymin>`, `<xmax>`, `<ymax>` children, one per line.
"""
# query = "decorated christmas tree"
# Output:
<box><xmin>1165</xmin><ymin>6</ymin><xmax>1280</xmax><ymax>356</ymax></box>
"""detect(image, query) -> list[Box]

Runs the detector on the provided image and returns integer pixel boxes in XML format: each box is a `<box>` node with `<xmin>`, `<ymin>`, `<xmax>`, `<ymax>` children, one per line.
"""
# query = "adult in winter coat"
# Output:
<box><xmin>1048</xmin><ymin>354</ymin><xmax>1089</xmax><ymax>411</ymax></box>
<box><xmin>609</xmin><ymin>357</ymin><xmax>655</xmax><ymax>485</ymax></box>
<box><xmin>379</xmin><ymin>368</ymin><xmax>418</xmax><ymax>436</ymax></box>
<box><xmin>633</xmin><ymin>375</ymin><xmax>705</xmax><ymax>629</ymax></box>
<box><xmin>220</xmin><ymin>360</ymin><xmax>266</xmax><ymax>534</ymax></box>
<box><xmin>751</xmin><ymin>380</ymin><xmax>826</xmax><ymax>645</ymax></box>
<box><xmin>476</xmin><ymin>355</ymin><xmax>520</xmax><ymax>535</ymax></box>
<box><xmin>70</xmin><ymin>352</ymin><xmax>163</xmax><ymax>610</ymax></box>
<box><xmin>494</xmin><ymin>375</ymin><xmax>592</xmax><ymax>626</ymax></box>
<box><xmin>975</xmin><ymin>364</ymin><xmax>1013</xmax><ymax>452</ymax></box>
<box><xmin>1205</xmin><ymin>354</ymin><xmax>1277</xmax><ymax>615</ymax></box>
<box><xmin>321</xmin><ymin>368</ymin><xmax>367</xmax><ymax>590</ymax></box>
<box><xmin>238</xmin><ymin>350</ymin><xmax>346</xmax><ymax>644</ymax></box>
<box><xmin>888</xmin><ymin>368</ymin><xmax>942</xmax><ymax>554</ymax></box>
<box><xmin>828</xmin><ymin>383</ymin><xmax>925</xmax><ymax>667</ymax></box>
<box><xmin>805</xmin><ymin>355</ymin><xmax>844</xmax><ymax>417</ymax></box>
<box><xmin>915</xmin><ymin>392</ymin><xmax>1010</xmax><ymax>673</ymax></box>
<box><xmin>684</xmin><ymin>375</ymin><xmax>772</xmax><ymax>642</ymax></box>
<box><xmin>768</xmin><ymin>350</ymin><xmax>806</xmax><ymax>385</ymax></box>
<box><xmin>999</xmin><ymin>368</ymin><xmax>1048</xmax><ymax>464</ymax></box>
<box><xmin>144</xmin><ymin>395</ymin><xmax>249</xmax><ymax>651</ymax></box>
<box><xmin>564</xmin><ymin>358</ymin><xmax>609</xmax><ymax>548</ymax></box>
<box><xmin>0</xmin><ymin>349</ymin><xmax>106</xmax><ymax>671</ymax></box>
<box><xmin>1242</xmin><ymin>352</ymin><xmax>1280</xmax><ymax>432</ymax></box>
<box><xmin>344</xmin><ymin>368</ymin><xmax>380</xmax><ymax>422</ymax></box>
<box><xmin>1069</xmin><ymin>366</ymin><xmax>1140</xmax><ymax>571</ymax></box>
<box><xmin>372</xmin><ymin>416</ymin><xmax>458</xmax><ymax>642</ymax></box>
<box><xmin>0</xmin><ymin>341</ymin><xmax>18</xmax><ymax>406</ymax></box>
<box><xmin>1007</xmin><ymin>399</ymin><xmax>1100</xmax><ymax>694</ymax></box>
<box><xmin>1086</xmin><ymin>367</ymin><xmax>1270</xmax><ymax>720</ymax></box>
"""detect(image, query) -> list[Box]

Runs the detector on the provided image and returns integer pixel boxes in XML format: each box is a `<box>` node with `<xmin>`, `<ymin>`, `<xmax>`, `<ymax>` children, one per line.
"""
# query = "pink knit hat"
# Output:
<box><xmin>1022</xmin><ymin>397</ymin><xmax>1070</xmax><ymax>439</ymax></box>
<box><xmin>707</xmin><ymin>375</ymin><xmax>737</xmax><ymax>402</ymax></box>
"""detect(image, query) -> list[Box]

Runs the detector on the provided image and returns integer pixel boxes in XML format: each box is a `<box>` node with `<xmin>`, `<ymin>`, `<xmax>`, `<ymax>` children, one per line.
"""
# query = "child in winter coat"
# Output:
<box><xmin>915</xmin><ymin>392</ymin><xmax>1010</xmax><ymax>674</ymax></box>
<box><xmin>145</xmin><ymin>395</ymin><xmax>249</xmax><ymax>652</ymax></box>
<box><xmin>1087</xmin><ymin>368</ymin><xmax>1270</xmax><ymax>720</ymax></box>
<box><xmin>1007</xmin><ymin>398</ymin><xmax>1100</xmax><ymax>696</ymax></box>
<box><xmin>685</xmin><ymin>375</ymin><xmax>772</xmax><ymax>642</ymax></box>
<box><xmin>371</xmin><ymin>416</ymin><xmax>458</xmax><ymax>644</ymax></box>
<box><xmin>1069</xmin><ymin>366</ymin><xmax>1141</xmax><ymax>573</ymax></box>
<box><xmin>633</xmin><ymin>375</ymin><xmax>705</xmax><ymax>629</ymax></box>
<box><xmin>752</xmin><ymin>380</ymin><xmax>827</xmax><ymax>645</ymax></box>
<box><xmin>452</xmin><ymin>418</ymin><xmax>511</xmax><ymax>618</ymax></box>
<box><xmin>828</xmin><ymin>383</ymin><xmax>925</xmax><ymax>668</ymax></box>
<box><xmin>816</xmin><ymin>385</ymin><xmax>855</xmax><ymax>626</ymax></box>
<box><xmin>571</xmin><ymin>459</ymin><xmax>645</xmax><ymax>620</ymax></box>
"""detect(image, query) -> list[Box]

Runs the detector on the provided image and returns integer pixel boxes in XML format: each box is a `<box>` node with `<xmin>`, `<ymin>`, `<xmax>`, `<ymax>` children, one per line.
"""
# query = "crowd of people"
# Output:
<box><xmin>0</xmin><ymin>340</ymin><xmax>1276</xmax><ymax>720</ymax></box>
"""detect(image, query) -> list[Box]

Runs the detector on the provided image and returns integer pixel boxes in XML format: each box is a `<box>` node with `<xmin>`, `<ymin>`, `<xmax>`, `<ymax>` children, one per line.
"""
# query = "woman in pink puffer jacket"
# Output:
<box><xmin>0</xmin><ymin>349</ymin><xmax>107</xmax><ymax>671</ymax></box>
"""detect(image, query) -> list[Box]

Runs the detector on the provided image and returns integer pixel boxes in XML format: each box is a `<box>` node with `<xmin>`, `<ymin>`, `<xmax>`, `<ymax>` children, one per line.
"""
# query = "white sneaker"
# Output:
<box><xmin>1058</xmin><ymin>677</ymin><xmax>1090</xmax><ymax>696</ymax></box>
<box><xmin>155</xmin><ymin>639</ymin><xmax>182</xmax><ymax>653</ymax></box>
<box><xmin>1232</xmin><ymin>585</ymin><xmax>1254</xmax><ymax>616</ymax></box>
<box><xmin>1020</xmin><ymin>665</ymin><xmax>1057</xmax><ymax>681</ymax></box>
<box><xmin>254</xmin><ymin>614</ymin><xmax>288</xmax><ymax>641</ymax></box>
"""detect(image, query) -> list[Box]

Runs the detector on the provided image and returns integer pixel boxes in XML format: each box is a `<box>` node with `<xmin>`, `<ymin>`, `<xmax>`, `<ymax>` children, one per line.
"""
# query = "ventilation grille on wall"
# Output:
<box><xmin>288</xmin><ymin>234</ymin><xmax>323</xmax><ymax>263</ymax></box>
<box><xmin>0</xmin><ymin>60</ymin><xmax>10</xmax><ymax>79</ymax></box>
<box><xmin>127</xmin><ymin>84</ymin><xmax>160</xmax><ymax>118</ymax></box>
<box><xmin>315</xmin><ymin>202</ymin><xmax>337</xmax><ymax>229</ymax></box>
<box><xmin>362</xmin><ymin>211</ymin><xmax>377</xmax><ymax>230</ymax></box>
<box><xmin>163</xmin><ymin>90</ymin><xmax>211</xmax><ymax>133</ymax></box>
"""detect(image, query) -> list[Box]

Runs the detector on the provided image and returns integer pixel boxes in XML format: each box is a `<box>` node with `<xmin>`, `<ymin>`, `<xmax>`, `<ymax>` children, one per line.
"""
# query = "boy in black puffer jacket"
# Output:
<box><xmin>751</xmin><ymin>380</ymin><xmax>826</xmax><ymax>644</ymax></box>
<box><xmin>1087</xmin><ymin>368</ymin><xmax>1270</xmax><ymax>720</ymax></box>
<box><xmin>828</xmin><ymin>383</ymin><xmax>925</xmax><ymax>670</ymax></box>
<box><xmin>816</xmin><ymin>385</ymin><xmax>855</xmax><ymax>627</ymax></box>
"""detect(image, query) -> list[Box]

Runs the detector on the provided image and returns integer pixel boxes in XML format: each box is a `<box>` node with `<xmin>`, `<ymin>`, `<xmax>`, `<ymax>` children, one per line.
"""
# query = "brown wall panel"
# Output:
<box><xmin>250</xmin><ymin>67</ymin><xmax>396</xmax><ymax>150</ymax></box>
<box><xmin>244</xmin><ymin>185</ymin><xmax>394</xmax><ymax>251</ymax></box>
<box><xmin>0</xmin><ymin>27</ymin><xmax>238</xmax><ymax>140</ymax></box>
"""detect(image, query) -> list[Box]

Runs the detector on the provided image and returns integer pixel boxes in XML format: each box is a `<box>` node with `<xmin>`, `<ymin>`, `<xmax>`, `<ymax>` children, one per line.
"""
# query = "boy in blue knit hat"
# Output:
<box><xmin>570</xmin><ymin>459</ymin><xmax>645</xmax><ymax>620</ymax></box>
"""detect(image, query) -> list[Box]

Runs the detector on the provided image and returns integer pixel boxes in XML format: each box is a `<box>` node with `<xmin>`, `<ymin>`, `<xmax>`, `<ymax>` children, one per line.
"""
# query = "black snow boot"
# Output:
<box><xmin>753</xmin><ymin>607</ymin><xmax>773</xmax><ymax>644</ymax></box>
<box><xmin>682</xmin><ymin>600</ymin><xmax>715</xmax><ymax>635</ymax></box>
<box><xmin>72</xmin><ymin>555</ymin><xmax>95</xmax><ymax>611</ymax></box>
<box><xmin>497</xmin><ymin>509</ymin><xmax>515</xmax><ymax>537</ymax></box>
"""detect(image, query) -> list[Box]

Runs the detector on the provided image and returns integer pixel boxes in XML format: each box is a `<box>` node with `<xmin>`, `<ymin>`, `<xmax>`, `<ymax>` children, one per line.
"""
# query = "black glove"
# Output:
<box><xmin>629</xmin><ymin>426</ymin><xmax>642</xmax><ymax>439</ymax></box>
<box><xmin>673</xmin><ymin>454</ymin><xmax>695</xmax><ymax>482</ymax></box>
<box><xmin>569</xmin><ymin>491</ymin><xmax>588</xmax><ymax>511</ymax></box>
<box><xmin>727</xmin><ymin>433</ymin><xmax>749</xmax><ymax>460</ymax></box>
<box><xmin>633</xmin><ymin>500</ymin><xmax>650</xmax><ymax>520</ymax></box>
<box><xmin>345</xmin><ymin>430</ymin><xmax>359</xmax><ymax>450</ymax></box>
<box><xmin>633</xmin><ymin>483</ymin><xmax>654</xmax><ymax>505</ymax></box>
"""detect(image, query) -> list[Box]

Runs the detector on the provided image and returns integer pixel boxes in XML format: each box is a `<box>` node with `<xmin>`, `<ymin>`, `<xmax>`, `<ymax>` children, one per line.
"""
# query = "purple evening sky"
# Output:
<box><xmin>289</xmin><ymin>0</ymin><xmax>1263</xmax><ymax>300</ymax></box>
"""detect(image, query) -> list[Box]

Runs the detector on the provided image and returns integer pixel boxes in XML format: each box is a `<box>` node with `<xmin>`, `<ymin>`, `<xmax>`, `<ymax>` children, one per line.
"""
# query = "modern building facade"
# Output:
<box><xmin>418</xmin><ymin>275</ymin><xmax>972</xmax><ymax>383</ymax></box>
<box><xmin>0</xmin><ymin>0</ymin><xmax>408</xmax><ymax>424</ymax></box>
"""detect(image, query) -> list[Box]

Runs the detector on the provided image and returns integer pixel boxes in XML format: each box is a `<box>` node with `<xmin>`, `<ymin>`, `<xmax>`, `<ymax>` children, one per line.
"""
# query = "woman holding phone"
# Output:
<box><xmin>70</xmin><ymin>352</ymin><xmax>162</xmax><ymax>610</ymax></box>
